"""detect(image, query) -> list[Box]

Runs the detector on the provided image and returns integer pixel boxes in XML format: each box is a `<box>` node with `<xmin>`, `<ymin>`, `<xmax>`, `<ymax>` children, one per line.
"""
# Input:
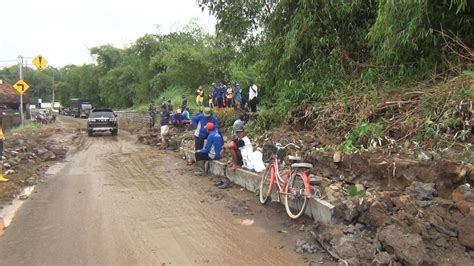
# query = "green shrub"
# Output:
<box><xmin>341</xmin><ymin>121</ymin><xmax>385</xmax><ymax>152</ymax></box>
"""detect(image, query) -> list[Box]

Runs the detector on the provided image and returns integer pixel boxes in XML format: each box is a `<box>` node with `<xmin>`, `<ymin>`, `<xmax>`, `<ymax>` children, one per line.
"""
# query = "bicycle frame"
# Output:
<box><xmin>268</xmin><ymin>154</ymin><xmax>311</xmax><ymax>197</ymax></box>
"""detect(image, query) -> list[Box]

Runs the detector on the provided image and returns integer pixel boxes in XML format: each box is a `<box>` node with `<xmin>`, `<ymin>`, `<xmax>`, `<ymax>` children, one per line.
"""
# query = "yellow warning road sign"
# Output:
<box><xmin>32</xmin><ymin>55</ymin><xmax>48</xmax><ymax>70</ymax></box>
<box><xmin>13</xmin><ymin>80</ymin><xmax>30</xmax><ymax>94</ymax></box>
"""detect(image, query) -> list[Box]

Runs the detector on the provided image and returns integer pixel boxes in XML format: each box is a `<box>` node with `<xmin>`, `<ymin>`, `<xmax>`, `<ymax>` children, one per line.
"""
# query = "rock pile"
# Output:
<box><xmin>309</xmin><ymin>182</ymin><xmax>474</xmax><ymax>265</ymax></box>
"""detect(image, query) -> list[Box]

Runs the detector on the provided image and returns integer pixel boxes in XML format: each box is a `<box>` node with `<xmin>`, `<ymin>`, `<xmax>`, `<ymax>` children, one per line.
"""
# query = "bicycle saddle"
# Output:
<box><xmin>291</xmin><ymin>162</ymin><xmax>313</xmax><ymax>169</ymax></box>
<box><xmin>287</xmin><ymin>155</ymin><xmax>301</xmax><ymax>161</ymax></box>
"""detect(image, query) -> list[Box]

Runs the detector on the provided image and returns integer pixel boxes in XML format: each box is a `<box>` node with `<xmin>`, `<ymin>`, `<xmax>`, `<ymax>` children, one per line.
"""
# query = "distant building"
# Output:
<box><xmin>0</xmin><ymin>79</ymin><xmax>28</xmax><ymax>110</ymax></box>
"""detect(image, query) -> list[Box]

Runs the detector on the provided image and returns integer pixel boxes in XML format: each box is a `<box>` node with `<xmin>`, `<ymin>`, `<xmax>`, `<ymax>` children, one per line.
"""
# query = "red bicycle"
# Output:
<box><xmin>259</xmin><ymin>143</ymin><xmax>318</xmax><ymax>219</ymax></box>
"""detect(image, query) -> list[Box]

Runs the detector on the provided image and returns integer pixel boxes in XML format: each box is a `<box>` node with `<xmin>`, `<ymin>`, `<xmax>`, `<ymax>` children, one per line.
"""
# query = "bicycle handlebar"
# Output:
<box><xmin>275</xmin><ymin>142</ymin><xmax>301</xmax><ymax>150</ymax></box>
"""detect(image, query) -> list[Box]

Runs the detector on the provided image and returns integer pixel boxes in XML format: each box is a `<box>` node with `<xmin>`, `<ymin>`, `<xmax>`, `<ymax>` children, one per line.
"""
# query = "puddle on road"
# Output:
<box><xmin>0</xmin><ymin>162</ymin><xmax>65</xmax><ymax>230</ymax></box>
<box><xmin>0</xmin><ymin>186</ymin><xmax>36</xmax><ymax>228</ymax></box>
<box><xmin>232</xmin><ymin>218</ymin><xmax>255</xmax><ymax>226</ymax></box>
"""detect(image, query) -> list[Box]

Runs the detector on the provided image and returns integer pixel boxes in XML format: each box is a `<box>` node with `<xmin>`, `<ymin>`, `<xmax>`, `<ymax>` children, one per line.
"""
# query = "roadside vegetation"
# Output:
<box><xmin>0</xmin><ymin>0</ymin><xmax>472</xmax><ymax>152</ymax></box>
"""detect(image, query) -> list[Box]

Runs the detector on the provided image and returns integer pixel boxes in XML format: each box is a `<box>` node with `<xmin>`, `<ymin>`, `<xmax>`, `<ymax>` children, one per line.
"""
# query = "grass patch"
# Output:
<box><xmin>133</xmin><ymin>86</ymin><xmax>203</xmax><ymax>115</ymax></box>
<box><xmin>341</xmin><ymin>121</ymin><xmax>384</xmax><ymax>152</ymax></box>
<box><xmin>7</xmin><ymin>122</ymin><xmax>42</xmax><ymax>135</ymax></box>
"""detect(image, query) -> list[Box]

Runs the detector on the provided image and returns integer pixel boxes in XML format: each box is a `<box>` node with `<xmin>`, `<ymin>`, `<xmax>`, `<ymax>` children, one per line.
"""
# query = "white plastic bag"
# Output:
<box><xmin>250</xmin><ymin>150</ymin><xmax>266</xmax><ymax>173</ymax></box>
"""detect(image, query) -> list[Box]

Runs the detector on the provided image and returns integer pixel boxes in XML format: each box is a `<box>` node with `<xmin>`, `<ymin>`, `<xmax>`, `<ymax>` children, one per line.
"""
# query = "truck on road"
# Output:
<box><xmin>70</xmin><ymin>98</ymin><xmax>93</xmax><ymax>118</ymax></box>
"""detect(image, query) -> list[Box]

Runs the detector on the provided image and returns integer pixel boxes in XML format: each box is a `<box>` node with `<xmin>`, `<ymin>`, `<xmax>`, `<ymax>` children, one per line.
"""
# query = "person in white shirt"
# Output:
<box><xmin>223</xmin><ymin>126</ymin><xmax>253</xmax><ymax>170</ymax></box>
<box><xmin>248</xmin><ymin>81</ymin><xmax>258</xmax><ymax>112</ymax></box>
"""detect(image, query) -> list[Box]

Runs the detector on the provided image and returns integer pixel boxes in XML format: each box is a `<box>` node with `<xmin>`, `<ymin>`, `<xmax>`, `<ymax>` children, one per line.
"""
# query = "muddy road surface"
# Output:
<box><xmin>0</xmin><ymin>116</ymin><xmax>323</xmax><ymax>265</ymax></box>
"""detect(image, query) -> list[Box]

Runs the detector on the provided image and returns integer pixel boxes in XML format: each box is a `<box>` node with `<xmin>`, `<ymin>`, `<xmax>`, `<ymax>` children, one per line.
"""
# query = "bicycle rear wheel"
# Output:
<box><xmin>259</xmin><ymin>164</ymin><xmax>275</xmax><ymax>204</ymax></box>
<box><xmin>284</xmin><ymin>171</ymin><xmax>309</xmax><ymax>219</ymax></box>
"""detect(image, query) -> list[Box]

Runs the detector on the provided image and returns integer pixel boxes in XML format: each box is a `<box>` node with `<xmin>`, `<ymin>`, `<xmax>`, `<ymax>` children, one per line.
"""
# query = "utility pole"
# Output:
<box><xmin>18</xmin><ymin>55</ymin><xmax>24</xmax><ymax>125</ymax></box>
<box><xmin>52</xmin><ymin>74</ymin><xmax>55</xmax><ymax>110</ymax></box>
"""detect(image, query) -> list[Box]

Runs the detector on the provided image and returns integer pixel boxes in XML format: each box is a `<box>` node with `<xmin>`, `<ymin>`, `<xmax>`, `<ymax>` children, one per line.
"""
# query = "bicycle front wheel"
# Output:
<box><xmin>284</xmin><ymin>171</ymin><xmax>309</xmax><ymax>219</ymax></box>
<box><xmin>259</xmin><ymin>164</ymin><xmax>275</xmax><ymax>204</ymax></box>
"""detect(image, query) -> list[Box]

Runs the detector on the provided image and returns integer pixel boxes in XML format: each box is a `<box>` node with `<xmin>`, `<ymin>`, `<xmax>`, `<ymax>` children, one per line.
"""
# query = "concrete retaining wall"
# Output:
<box><xmin>181</xmin><ymin>147</ymin><xmax>335</xmax><ymax>224</ymax></box>
<box><xmin>116</xmin><ymin>111</ymin><xmax>149</xmax><ymax>127</ymax></box>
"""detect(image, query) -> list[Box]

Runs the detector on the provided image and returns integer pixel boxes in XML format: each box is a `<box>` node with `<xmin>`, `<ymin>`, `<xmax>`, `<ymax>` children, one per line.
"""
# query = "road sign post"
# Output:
<box><xmin>13</xmin><ymin>79</ymin><xmax>30</xmax><ymax>127</ymax></box>
<box><xmin>18</xmin><ymin>56</ymin><xmax>24</xmax><ymax>125</ymax></box>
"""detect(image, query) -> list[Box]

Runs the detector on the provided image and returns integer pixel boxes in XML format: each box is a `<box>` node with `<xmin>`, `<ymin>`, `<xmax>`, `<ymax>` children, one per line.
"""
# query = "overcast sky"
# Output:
<box><xmin>0</xmin><ymin>0</ymin><xmax>215</xmax><ymax>68</ymax></box>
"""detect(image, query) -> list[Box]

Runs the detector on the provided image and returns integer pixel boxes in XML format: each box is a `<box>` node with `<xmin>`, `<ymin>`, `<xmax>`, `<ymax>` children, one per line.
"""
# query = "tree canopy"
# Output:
<box><xmin>1</xmin><ymin>1</ymin><xmax>471</xmax><ymax>111</ymax></box>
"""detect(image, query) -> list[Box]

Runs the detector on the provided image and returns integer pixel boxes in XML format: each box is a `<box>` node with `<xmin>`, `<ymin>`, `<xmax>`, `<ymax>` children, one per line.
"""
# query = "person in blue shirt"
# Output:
<box><xmin>171</xmin><ymin>108</ymin><xmax>185</xmax><ymax>126</ymax></box>
<box><xmin>182</xmin><ymin>107</ymin><xmax>190</xmax><ymax>121</ymax></box>
<box><xmin>195</xmin><ymin>122</ymin><xmax>223</xmax><ymax>161</ymax></box>
<box><xmin>160</xmin><ymin>105</ymin><xmax>171</xmax><ymax>148</ymax></box>
<box><xmin>191</xmin><ymin>107</ymin><xmax>219</xmax><ymax>151</ymax></box>
<box><xmin>217</xmin><ymin>82</ymin><xmax>226</xmax><ymax>108</ymax></box>
<box><xmin>233</xmin><ymin>83</ymin><xmax>242</xmax><ymax>109</ymax></box>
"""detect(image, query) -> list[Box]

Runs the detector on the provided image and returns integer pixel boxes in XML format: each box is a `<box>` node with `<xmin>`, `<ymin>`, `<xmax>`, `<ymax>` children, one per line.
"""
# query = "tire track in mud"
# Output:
<box><xmin>0</xmin><ymin>118</ymin><xmax>311</xmax><ymax>265</ymax></box>
<box><xmin>98</xmin><ymin>142</ymin><xmax>305</xmax><ymax>264</ymax></box>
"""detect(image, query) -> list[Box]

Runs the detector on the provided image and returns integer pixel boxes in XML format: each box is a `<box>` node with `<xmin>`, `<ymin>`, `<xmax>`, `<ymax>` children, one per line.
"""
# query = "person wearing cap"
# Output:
<box><xmin>195</xmin><ymin>122</ymin><xmax>223</xmax><ymax>161</ymax></box>
<box><xmin>223</xmin><ymin>126</ymin><xmax>253</xmax><ymax>171</ymax></box>
<box><xmin>231</xmin><ymin>114</ymin><xmax>248</xmax><ymax>140</ymax></box>
<box><xmin>171</xmin><ymin>108</ymin><xmax>185</xmax><ymax>126</ymax></box>
<box><xmin>191</xmin><ymin>107</ymin><xmax>219</xmax><ymax>151</ymax></box>
<box><xmin>248</xmin><ymin>81</ymin><xmax>258</xmax><ymax>112</ymax></box>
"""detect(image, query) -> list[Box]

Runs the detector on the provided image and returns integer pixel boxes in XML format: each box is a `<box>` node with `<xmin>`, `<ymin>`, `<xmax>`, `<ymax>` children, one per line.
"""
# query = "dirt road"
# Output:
<box><xmin>0</xmin><ymin>117</ymin><xmax>322</xmax><ymax>265</ymax></box>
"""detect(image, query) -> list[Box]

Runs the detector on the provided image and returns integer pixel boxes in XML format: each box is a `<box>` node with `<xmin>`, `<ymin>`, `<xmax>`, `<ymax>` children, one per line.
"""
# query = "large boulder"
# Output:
<box><xmin>452</xmin><ymin>184</ymin><xmax>474</xmax><ymax>214</ymax></box>
<box><xmin>34</xmin><ymin>147</ymin><xmax>56</xmax><ymax>161</ymax></box>
<box><xmin>378</xmin><ymin>224</ymin><xmax>427</xmax><ymax>265</ymax></box>
<box><xmin>457</xmin><ymin>213</ymin><xmax>474</xmax><ymax>249</ymax></box>
<box><xmin>405</xmin><ymin>181</ymin><xmax>437</xmax><ymax>208</ymax></box>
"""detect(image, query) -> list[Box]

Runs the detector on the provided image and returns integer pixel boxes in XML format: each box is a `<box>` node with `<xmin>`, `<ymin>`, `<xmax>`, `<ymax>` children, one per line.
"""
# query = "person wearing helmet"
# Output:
<box><xmin>195</xmin><ymin>122</ymin><xmax>223</xmax><ymax>161</ymax></box>
<box><xmin>191</xmin><ymin>107</ymin><xmax>219</xmax><ymax>151</ymax></box>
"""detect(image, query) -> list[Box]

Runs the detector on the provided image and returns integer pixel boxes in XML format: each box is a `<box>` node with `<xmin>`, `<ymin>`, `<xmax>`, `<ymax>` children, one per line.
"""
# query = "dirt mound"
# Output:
<box><xmin>0</xmin><ymin>127</ymin><xmax>76</xmax><ymax>206</ymax></box>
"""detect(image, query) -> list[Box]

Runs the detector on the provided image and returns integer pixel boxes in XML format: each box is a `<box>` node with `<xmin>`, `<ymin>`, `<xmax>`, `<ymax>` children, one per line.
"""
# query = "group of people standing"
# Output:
<box><xmin>196</xmin><ymin>81</ymin><xmax>258</xmax><ymax>113</ymax></box>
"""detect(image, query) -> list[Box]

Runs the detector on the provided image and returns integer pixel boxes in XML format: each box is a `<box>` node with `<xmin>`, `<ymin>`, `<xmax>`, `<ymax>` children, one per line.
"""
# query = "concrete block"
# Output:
<box><xmin>225</xmin><ymin>167</ymin><xmax>245</xmax><ymax>186</ymax></box>
<box><xmin>181</xmin><ymin>148</ymin><xmax>335</xmax><ymax>224</ymax></box>
<box><xmin>209</xmin><ymin>160</ymin><xmax>226</xmax><ymax>177</ymax></box>
<box><xmin>0</xmin><ymin>217</ymin><xmax>4</xmax><ymax>236</ymax></box>
<box><xmin>196</xmin><ymin>160</ymin><xmax>205</xmax><ymax>171</ymax></box>
<box><xmin>309</xmin><ymin>198</ymin><xmax>335</xmax><ymax>224</ymax></box>
<box><xmin>226</xmin><ymin>168</ymin><xmax>261</xmax><ymax>192</ymax></box>
<box><xmin>184</xmin><ymin>149</ymin><xmax>194</xmax><ymax>162</ymax></box>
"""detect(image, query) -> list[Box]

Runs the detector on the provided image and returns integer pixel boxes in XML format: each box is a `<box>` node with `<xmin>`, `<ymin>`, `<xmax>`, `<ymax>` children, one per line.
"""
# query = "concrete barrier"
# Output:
<box><xmin>181</xmin><ymin>148</ymin><xmax>335</xmax><ymax>224</ymax></box>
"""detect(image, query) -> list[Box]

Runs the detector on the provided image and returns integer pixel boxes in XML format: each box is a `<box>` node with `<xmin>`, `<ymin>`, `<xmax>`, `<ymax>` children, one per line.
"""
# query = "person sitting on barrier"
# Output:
<box><xmin>195</xmin><ymin>122</ymin><xmax>222</xmax><ymax>162</ymax></box>
<box><xmin>223</xmin><ymin>126</ymin><xmax>253</xmax><ymax>171</ymax></box>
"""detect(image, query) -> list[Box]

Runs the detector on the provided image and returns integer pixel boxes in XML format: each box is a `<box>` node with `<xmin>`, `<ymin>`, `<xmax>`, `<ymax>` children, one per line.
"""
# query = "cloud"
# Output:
<box><xmin>0</xmin><ymin>0</ymin><xmax>215</xmax><ymax>67</ymax></box>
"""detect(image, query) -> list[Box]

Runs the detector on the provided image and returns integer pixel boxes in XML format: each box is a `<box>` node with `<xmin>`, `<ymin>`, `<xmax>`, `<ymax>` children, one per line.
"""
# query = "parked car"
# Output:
<box><xmin>87</xmin><ymin>108</ymin><xmax>118</xmax><ymax>136</ymax></box>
